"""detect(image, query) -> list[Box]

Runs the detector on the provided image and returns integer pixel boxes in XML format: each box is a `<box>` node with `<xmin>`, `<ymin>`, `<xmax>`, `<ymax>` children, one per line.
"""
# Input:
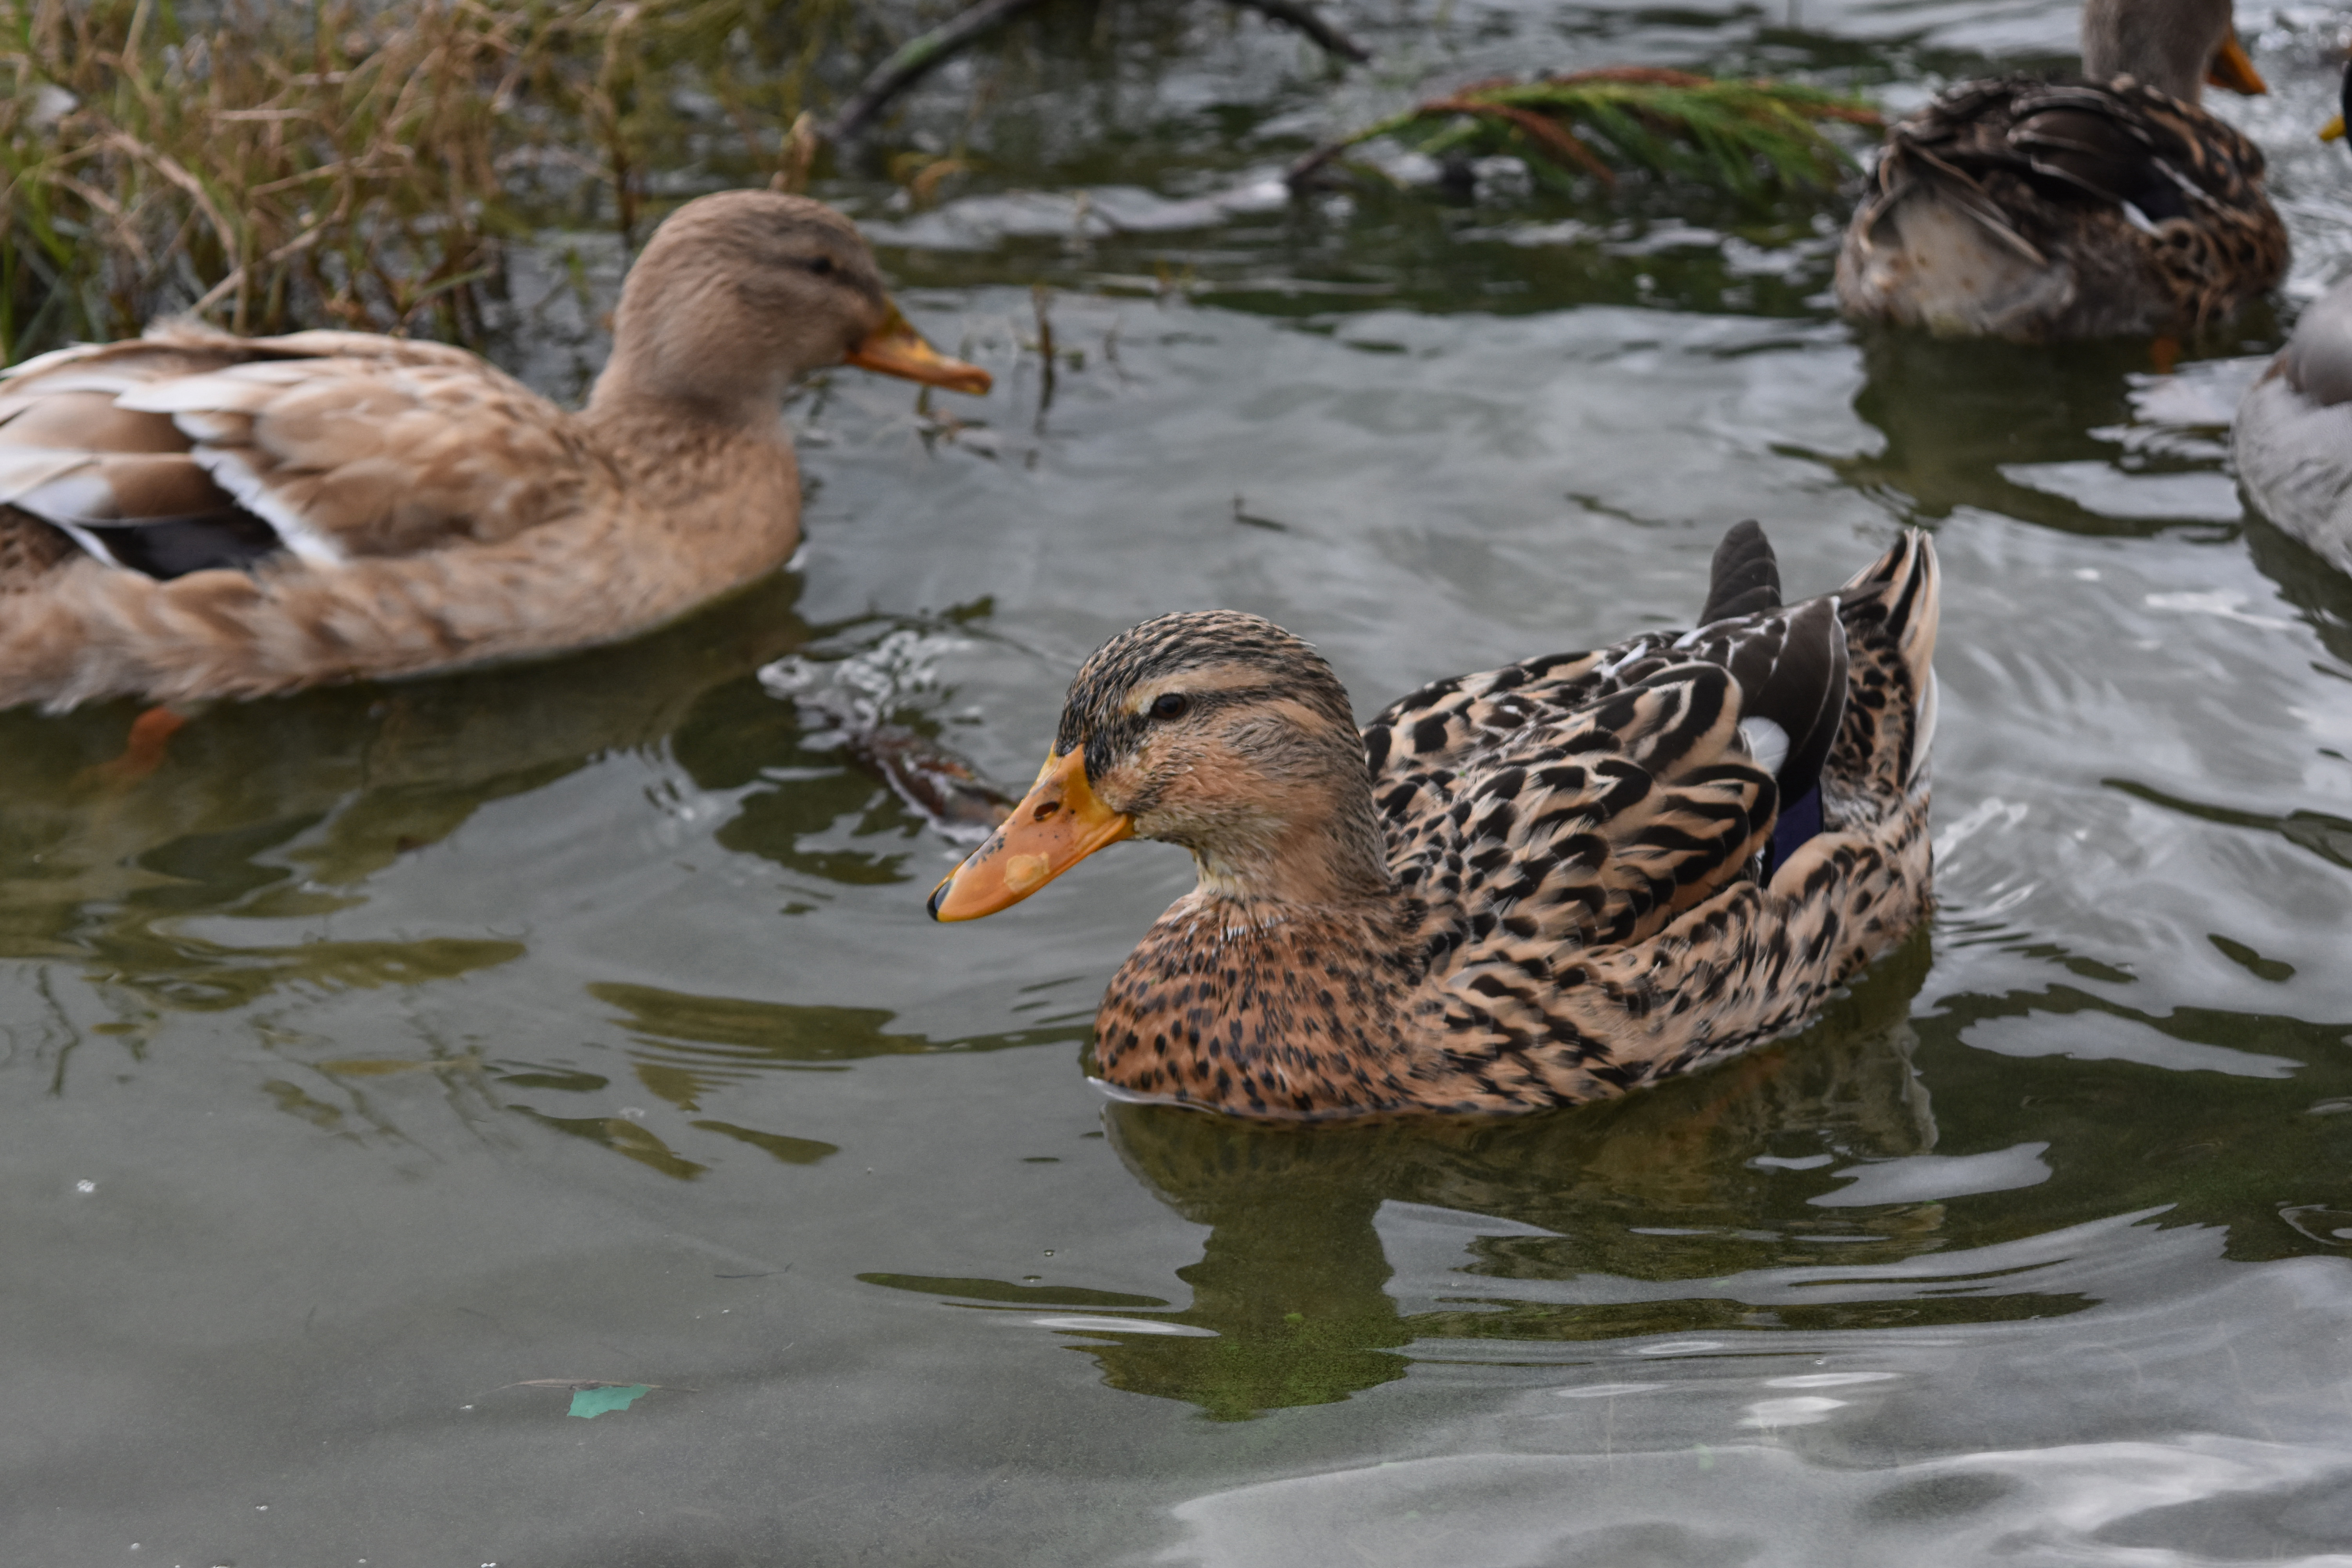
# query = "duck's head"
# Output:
<box><xmin>593</xmin><ymin>189</ymin><xmax>989</xmax><ymax>422</ymax></box>
<box><xmin>929</xmin><ymin>611</ymin><xmax>1392</xmax><ymax>922</ymax></box>
<box><xmin>2081</xmin><ymin>0</ymin><xmax>2266</xmax><ymax>102</ymax></box>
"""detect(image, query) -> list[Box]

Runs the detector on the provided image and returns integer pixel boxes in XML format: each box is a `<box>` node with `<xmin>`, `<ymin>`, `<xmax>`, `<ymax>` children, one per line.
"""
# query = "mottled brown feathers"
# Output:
<box><xmin>1083</xmin><ymin>528</ymin><xmax>1941</xmax><ymax>1119</ymax></box>
<box><xmin>0</xmin><ymin>191</ymin><xmax>959</xmax><ymax>711</ymax></box>
<box><xmin>1836</xmin><ymin>75</ymin><xmax>2286</xmax><ymax>340</ymax></box>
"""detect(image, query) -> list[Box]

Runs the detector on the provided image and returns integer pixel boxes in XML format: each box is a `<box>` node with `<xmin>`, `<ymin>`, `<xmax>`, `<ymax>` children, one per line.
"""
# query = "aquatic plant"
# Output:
<box><xmin>1290</xmin><ymin>68</ymin><xmax>1883</xmax><ymax>198</ymax></box>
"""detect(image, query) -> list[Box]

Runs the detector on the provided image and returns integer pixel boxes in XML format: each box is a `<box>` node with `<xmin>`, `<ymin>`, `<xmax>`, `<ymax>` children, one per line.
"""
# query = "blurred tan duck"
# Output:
<box><xmin>2234</xmin><ymin>65</ymin><xmax>2352</xmax><ymax>575</ymax></box>
<box><xmin>0</xmin><ymin>191</ymin><xmax>989</xmax><ymax>711</ymax></box>
<box><xmin>1837</xmin><ymin>0</ymin><xmax>2285</xmax><ymax>340</ymax></box>
<box><xmin>931</xmin><ymin>524</ymin><xmax>1940</xmax><ymax>1120</ymax></box>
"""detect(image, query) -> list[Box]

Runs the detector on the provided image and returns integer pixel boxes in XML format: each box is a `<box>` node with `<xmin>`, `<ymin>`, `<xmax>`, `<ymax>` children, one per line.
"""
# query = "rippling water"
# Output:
<box><xmin>9</xmin><ymin>2</ymin><xmax>2352</xmax><ymax>1563</ymax></box>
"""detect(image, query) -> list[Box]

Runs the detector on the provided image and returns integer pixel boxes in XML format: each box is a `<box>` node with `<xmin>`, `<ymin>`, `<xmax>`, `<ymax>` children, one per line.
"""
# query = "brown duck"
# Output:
<box><xmin>1836</xmin><ymin>0</ymin><xmax>2285</xmax><ymax>341</ymax></box>
<box><xmin>0</xmin><ymin>191</ymin><xmax>989</xmax><ymax>711</ymax></box>
<box><xmin>931</xmin><ymin>524</ymin><xmax>1941</xmax><ymax>1120</ymax></box>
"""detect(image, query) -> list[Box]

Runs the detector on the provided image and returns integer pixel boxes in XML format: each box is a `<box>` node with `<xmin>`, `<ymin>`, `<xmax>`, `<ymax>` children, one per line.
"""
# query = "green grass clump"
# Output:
<box><xmin>1299</xmin><ymin>68</ymin><xmax>1882</xmax><ymax>198</ymax></box>
<box><xmin>0</xmin><ymin>0</ymin><xmax>866</xmax><ymax>358</ymax></box>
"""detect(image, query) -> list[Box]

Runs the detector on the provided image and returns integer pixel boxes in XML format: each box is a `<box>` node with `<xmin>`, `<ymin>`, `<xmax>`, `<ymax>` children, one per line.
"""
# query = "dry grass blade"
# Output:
<box><xmin>0</xmin><ymin>0</ymin><xmax>881</xmax><ymax>360</ymax></box>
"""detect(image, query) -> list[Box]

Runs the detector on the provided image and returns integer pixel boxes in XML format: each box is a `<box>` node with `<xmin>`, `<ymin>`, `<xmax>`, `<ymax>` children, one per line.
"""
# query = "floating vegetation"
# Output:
<box><xmin>1290</xmin><ymin>68</ymin><xmax>1883</xmax><ymax>199</ymax></box>
<box><xmin>0</xmin><ymin>0</ymin><xmax>870</xmax><ymax>357</ymax></box>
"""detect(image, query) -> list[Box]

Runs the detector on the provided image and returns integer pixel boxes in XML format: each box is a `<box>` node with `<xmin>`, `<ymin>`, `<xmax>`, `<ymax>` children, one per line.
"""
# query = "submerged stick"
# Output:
<box><xmin>824</xmin><ymin>0</ymin><xmax>1055</xmax><ymax>143</ymax></box>
<box><xmin>827</xmin><ymin>0</ymin><xmax>1370</xmax><ymax>144</ymax></box>
<box><xmin>1227</xmin><ymin>0</ymin><xmax>1371</xmax><ymax>64</ymax></box>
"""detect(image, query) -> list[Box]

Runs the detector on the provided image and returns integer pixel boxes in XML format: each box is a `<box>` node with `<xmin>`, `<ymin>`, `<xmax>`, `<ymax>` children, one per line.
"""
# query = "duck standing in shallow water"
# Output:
<box><xmin>2235</xmin><ymin>66</ymin><xmax>2352</xmax><ymax>577</ymax></box>
<box><xmin>931</xmin><ymin>524</ymin><xmax>1940</xmax><ymax>1120</ymax></box>
<box><xmin>1836</xmin><ymin>0</ymin><xmax>2285</xmax><ymax>341</ymax></box>
<box><xmin>0</xmin><ymin>191</ymin><xmax>990</xmax><ymax>711</ymax></box>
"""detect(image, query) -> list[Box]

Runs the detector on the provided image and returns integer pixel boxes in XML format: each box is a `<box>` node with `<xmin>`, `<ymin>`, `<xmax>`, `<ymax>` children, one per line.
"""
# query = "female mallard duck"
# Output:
<box><xmin>931</xmin><ymin>524</ymin><xmax>1940</xmax><ymax>1120</ymax></box>
<box><xmin>0</xmin><ymin>191</ymin><xmax>989</xmax><ymax>711</ymax></box>
<box><xmin>2234</xmin><ymin>67</ymin><xmax>2352</xmax><ymax>576</ymax></box>
<box><xmin>1835</xmin><ymin>0</ymin><xmax>2285</xmax><ymax>341</ymax></box>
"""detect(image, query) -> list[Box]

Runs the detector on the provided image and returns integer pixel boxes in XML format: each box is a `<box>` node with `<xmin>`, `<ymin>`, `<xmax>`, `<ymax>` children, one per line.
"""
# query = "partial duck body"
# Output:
<box><xmin>0</xmin><ymin>191</ymin><xmax>990</xmax><ymax>711</ymax></box>
<box><xmin>2234</xmin><ymin>67</ymin><xmax>2352</xmax><ymax>576</ymax></box>
<box><xmin>930</xmin><ymin>523</ymin><xmax>1941</xmax><ymax>1121</ymax></box>
<box><xmin>1836</xmin><ymin>0</ymin><xmax>2284</xmax><ymax>341</ymax></box>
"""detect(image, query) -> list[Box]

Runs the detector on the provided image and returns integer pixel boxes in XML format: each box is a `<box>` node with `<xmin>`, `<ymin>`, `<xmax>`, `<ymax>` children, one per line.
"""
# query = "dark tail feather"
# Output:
<box><xmin>1836</xmin><ymin>528</ymin><xmax>1942</xmax><ymax>789</ymax></box>
<box><xmin>1730</xmin><ymin>595</ymin><xmax>1849</xmax><ymax>811</ymax></box>
<box><xmin>1700</xmin><ymin>519</ymin><xmax>1782</xmax><ymax>624</ymax></box>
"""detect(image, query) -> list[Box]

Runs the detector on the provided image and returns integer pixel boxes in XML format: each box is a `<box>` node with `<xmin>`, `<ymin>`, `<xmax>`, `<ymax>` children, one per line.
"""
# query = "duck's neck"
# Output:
<box><xmin>2082</xmin><ymin>0</ymin><xmax>2220</xmax><ymax>101</ymax></box>
<box><xmin>576</xmin><ymin>361</ymin><xmax>805</xmax><ymax>581</ymax></box>
<box><xmin>1184</xmin><ymin>771</ymin><xmax>1395</xmax><ymax>910</ymax></box>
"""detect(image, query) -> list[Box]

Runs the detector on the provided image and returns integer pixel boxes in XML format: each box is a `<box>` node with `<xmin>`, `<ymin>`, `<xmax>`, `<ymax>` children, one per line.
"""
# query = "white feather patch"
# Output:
<box><xmin>183</xmin><ymin>447</ymin><xmax>347</xmax><ymax>566</ymax></box>
<box><xmin>0</xmin><ymin>343</ymin><xmax>111</xmax><ymax>381</ymax></box>
<box><xmin>5</xmin><ymin>370</ymin><xmax>142</xmax><ymax>397</ymax></box>
<box><xmin>170</xmin><ymin>410</ymin><xmax>242</xmax><ymax>443</ymax></box>
<box><xmin>15</xmin><ymin>469</ymin><xmax>122</xmax><ymax>523</ymax></box>
<box><xmin>116</xmin><ymin>369</ymin><xmax>292</xmax><ymax>416</ymax></box>
<box><xmin>1737</xmin><ymin>715</ymin><xmax>1790</xmax><ymax>779</ymax></box>
<box><xmin>44</xmin><ymin>517</ymin><xmax>130</xmax><ymax>570</ymax></box>
<box><xmin>0</xmin><ymin>448</ymin><xmax>97</xmax><ymax>503</ymax></box>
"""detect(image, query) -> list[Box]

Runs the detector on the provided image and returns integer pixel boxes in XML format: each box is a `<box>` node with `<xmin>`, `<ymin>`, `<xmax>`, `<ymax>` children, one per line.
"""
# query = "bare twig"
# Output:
<box><xmin>1226</xmin><ymin>0</ymin><xmax>1370</xmax><ymax>64</ymax></box>
<box><xmin>824</xmin><ymin>0</ymin><xmax>1053</xmax><ymax>144</ymax></box>
<box><xmin>827</xmin><ymin>0</ymin><xmax>1369</xmax><ymax>145</ymax></box>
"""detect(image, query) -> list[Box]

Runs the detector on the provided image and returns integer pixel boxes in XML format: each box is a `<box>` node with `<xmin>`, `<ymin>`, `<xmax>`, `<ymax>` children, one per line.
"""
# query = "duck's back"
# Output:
<box><xmin>1837</xmin><ymin>76</ymin><xmax>2283</xmax><ymax>340</ymax></box>
<box><xmin>1357</xmin><ymin>530</ymin><xmax>1938</xmax><ymax>1107</ymax></box>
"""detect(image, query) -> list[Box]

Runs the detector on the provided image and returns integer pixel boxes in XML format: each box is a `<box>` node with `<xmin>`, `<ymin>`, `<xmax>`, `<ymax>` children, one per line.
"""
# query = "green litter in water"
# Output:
<box><xmin>568</xmin><ymin>1384</ymin><xmax>652</xmax><ymax>1419</ymax></box>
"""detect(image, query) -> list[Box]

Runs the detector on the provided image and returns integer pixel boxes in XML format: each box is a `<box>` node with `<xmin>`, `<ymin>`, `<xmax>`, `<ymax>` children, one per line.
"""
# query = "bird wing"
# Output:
<box><xmin>0</xmin><ymin>323</ymin><xmax>595</xmax><ymax>580</ymax></box>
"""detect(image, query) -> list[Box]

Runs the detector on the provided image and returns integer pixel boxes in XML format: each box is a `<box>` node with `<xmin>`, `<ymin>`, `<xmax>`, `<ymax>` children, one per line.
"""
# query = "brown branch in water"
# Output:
<box><xmin>823</xmin><ymin>0</ymin><xmax>1055</xmax><ymax>143</ymax></box>
<box><xmin>827</xmin><ymin>0</ymin><xmax>1369</xmax><ymax>145</ymax></box>
<box><xmin>1225</xmin><ymin>0</ymin><xmax>1371</xmax><ymax>64</ymax></box>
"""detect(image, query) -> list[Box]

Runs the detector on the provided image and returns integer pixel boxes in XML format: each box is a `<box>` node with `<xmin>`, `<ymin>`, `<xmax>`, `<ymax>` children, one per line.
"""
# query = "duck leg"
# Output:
<box><xmin>88</xmin><ymin>705</ymin><xmax>187</xmax><ymax>784</ymax></box>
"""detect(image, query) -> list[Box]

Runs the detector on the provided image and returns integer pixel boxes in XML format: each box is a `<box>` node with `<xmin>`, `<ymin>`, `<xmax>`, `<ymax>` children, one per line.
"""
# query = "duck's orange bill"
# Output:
<box><xmin>2205</xmin><ymin>35</ymin><xmax>2267</xmax><ymax>96</ymax></box>
<box><xmin>928</xmin><ymin>749</ymin><xmax>1132</xmax><ymax>921</ymax></box>
<box><xmin>846</xmin><ymin>304</ymin><xmax>992</xmax><ymax>395</ymax></box>
<box><xmin>2323</xmin><ymin>114</ymin><xmax>2346</xmax><ymax>143</ymax></box>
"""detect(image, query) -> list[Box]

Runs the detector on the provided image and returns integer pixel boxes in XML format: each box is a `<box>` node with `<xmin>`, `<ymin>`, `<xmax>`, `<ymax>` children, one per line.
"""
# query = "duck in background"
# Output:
<box><xmin>929</xmin><ymin>523</ymin><xmax>1940</xmax><ymax>1121</ymax></box>
<box><xmin>1837</xmin><ymin>0</ymin><xmax>2285</xmax><ymax>341</ymax></box>
<box><xmin>0</xmin><ymin>191</ymin><xmax>990</xmax><ymax>711</ymax></box>
<box><xmin>2234</xmin><ymin>61</ymin><xmax>2352</xmax><ymax>577</ymax></box>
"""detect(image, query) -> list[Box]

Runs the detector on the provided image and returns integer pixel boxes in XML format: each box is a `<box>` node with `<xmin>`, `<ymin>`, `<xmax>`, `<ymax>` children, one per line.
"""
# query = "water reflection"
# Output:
<box><xmin>0</xmin><ymin>577</ymin><xmax>811</xmax><ymax>977</ymax></box>
<box><xmin>877</xmin><ymin>934</ymin><xmax>1935</xmax><ymax>1419</ymax></box>
<box><xmin>1831</xmin><ymin>331</ymin><xmax>2263</xmax><ymax>534</ymax></box>
<box><xmin>852</xmin><ymin>922</ymin><xmax>2352</xmax><ymax>1419</ymax></box>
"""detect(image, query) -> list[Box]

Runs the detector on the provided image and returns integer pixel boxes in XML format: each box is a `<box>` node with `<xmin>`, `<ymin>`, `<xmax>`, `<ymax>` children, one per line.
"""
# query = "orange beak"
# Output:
<box><xmin>2205</xmin><ymin>34</ymin><xmax>2267</xmax><ymax>96</ymax></box>
<box><xmin>846</xmin><ymin>303</ymin><xmax>991</xmax><ymax>395</ymax></box>
<box><xmin>2323</xmin><ymin>114</ymin><xmax>2345</xmax><ymax>143</ymax></box>
<box><xmin>928</xmin><ymin>748</ymin><xmax>1132</xmax><ymax>921</ymax></box>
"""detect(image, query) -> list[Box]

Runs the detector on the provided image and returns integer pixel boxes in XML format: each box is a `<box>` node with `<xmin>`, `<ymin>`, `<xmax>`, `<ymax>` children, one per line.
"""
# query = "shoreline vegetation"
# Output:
<box><xmin>0</xmin><ymin>0</ymin><xmax>881</xmax><ymax>355</ymax></box>
<box><xmin>0</xmin><ymin>0</ymin><xmax>1874</xmax><ymax>363</ymax></box>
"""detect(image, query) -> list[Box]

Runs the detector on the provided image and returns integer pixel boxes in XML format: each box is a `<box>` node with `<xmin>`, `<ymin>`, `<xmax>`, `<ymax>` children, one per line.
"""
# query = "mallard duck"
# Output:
<box><xmin>0</xmin><ymin>191</ymin><xmax>989</xmax><ymax>711</ymax></box>
<box><xmin>929</xmin><ymin>524</ymin><xmax>1940</xmax><ymax>1120</ymax></box>
<box><xmin>2234</xmin><ymin>66</ymin><xmax>2352</xmax><ymax>575</ymax></box>
<box><xmin>1836</xmin><ymin>0</ymin><xmax>2286</xmax><ymax>341</ymax></box>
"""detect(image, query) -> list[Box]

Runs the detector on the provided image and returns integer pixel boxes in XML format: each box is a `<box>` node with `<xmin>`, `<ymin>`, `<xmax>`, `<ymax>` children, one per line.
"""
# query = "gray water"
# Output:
<box><xmin>9</xmin><ymin>2</ymin><xmax>2352</xmax><ymax>1564</ymax></box>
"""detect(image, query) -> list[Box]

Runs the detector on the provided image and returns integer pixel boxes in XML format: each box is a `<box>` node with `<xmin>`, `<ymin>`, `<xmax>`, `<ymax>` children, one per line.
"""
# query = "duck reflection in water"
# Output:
<box><xmin>1831</xmin><ymin>330</ymin><xmax>2259</xmax><ymax>537</ymax></box>
<box><xmin>1064</xmin><ymin>935</ymin><xmax>1933</xmax><ymax>1420</ymax></box>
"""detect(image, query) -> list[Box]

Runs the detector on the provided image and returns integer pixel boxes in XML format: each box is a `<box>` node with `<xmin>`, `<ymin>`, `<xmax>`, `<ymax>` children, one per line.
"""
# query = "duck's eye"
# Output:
<box><xmin>804</xmin><ymin>255</ymin><xmax>836</xmax><ymax>277</ymax></box>
<box><xmin>1148</xmin><ymin>692</ymin><xmax>1190</xmax><ymax>721</ymax></box>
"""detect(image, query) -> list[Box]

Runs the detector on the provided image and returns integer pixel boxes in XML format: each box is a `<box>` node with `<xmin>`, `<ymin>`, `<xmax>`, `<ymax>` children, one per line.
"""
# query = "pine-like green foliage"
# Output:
<box><xmin>1301</xmin><ymin>69</ymin><xmax>1882</xmax><ymax>197</ymax></box>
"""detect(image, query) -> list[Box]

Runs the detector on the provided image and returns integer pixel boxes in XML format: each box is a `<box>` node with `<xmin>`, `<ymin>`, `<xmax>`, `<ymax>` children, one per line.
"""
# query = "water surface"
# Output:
<box><xmin>8</xmin><ymin>2</ymin><xmax>2352</xmax><ymax>1563</ymax></box>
